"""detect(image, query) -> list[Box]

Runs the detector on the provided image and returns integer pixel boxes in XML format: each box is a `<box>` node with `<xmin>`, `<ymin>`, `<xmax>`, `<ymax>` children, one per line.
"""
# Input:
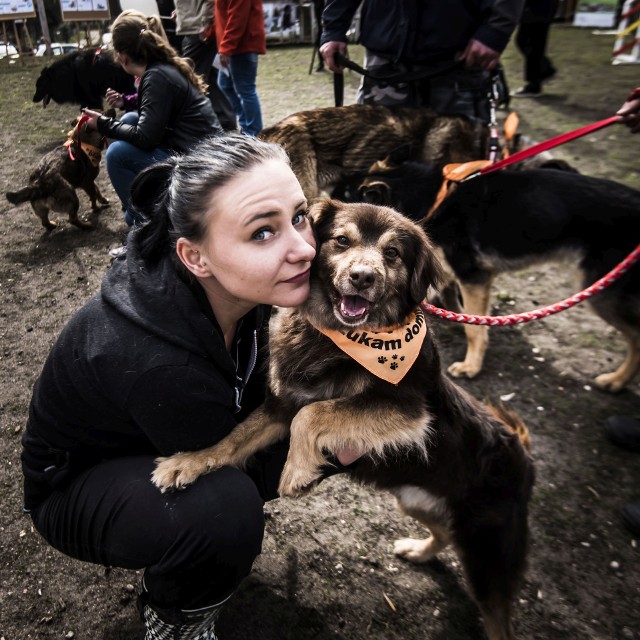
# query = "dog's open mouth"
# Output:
<box><xmin>336</xmin><ymin>294</ymin><xmax>371</xmax><ymax>325</ymax></box>
<box><xmin>43</xmin><ymin>94</ymin><xmax>50</xmax><ymax>108</ymax></box>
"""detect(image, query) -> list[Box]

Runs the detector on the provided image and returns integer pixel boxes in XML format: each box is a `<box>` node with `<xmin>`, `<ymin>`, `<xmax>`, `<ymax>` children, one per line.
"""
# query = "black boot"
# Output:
<box><xmin>139</xmin><ymin>590</ymin><xmax>233</xmax><ymax>640</ymax></box>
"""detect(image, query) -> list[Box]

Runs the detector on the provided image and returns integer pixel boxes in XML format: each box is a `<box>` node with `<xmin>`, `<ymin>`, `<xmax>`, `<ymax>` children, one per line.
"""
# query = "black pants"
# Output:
<box><xmin>30</xmin><ymin>444</ymin><xmax>289</xmax><ymax>611</ymax></box>
<box><xmin>515</xmin><ymin>22</ymin><xmax>554</xmax><ymax>88</ymax></box>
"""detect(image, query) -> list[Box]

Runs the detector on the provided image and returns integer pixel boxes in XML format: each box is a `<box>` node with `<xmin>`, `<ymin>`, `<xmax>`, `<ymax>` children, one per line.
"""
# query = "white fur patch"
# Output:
<box><xmin>392</xmin><ymin>485</ymin><xmax>451</xmax><ymax>526</ymax></box>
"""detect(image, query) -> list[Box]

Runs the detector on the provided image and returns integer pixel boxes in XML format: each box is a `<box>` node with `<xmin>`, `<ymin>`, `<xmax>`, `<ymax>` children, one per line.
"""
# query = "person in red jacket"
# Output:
<box><xmin>215</xmin><ymin>0</ymin><xmax>266</xmax><ymax>135</ymax></box>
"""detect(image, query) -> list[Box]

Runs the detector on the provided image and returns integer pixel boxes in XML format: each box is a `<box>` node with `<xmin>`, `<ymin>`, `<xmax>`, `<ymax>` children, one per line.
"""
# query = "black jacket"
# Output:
<box><xmin>21</xmin><ymin>231</ymin><xmax>269</xmax><ymax>510</ymax></box>
<box><xmin>321</xmin><ymin>0</ymin><xmax>525</xmax><ymax>63</ymax></box>
<box><xmin>97</xmin><ymin>61</ymin><xmax>222</xmax><ymax>152</ymax></box>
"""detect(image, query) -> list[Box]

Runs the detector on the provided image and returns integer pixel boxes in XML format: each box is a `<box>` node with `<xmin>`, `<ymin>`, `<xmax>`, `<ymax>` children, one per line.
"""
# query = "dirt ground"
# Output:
<box><xmin>1</xmin><ymin>25</ymin><xmax>640</xmax><ymax>640</ymax></box>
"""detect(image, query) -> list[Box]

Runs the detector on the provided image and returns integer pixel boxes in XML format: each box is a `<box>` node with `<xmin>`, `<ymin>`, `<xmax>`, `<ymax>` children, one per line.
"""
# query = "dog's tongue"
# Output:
<box><xmin>43</xmin><ymin>95</ymin><xmax>50</xmax><ymax>108</ymax></box>
<box><xmin>340</xmin><ymin>295</ymin><xmax>369</xmax><ymax>318</ymax></box>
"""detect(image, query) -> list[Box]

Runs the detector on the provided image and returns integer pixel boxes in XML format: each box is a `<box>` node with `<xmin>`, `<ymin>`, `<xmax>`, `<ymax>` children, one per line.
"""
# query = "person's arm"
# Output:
<box><xmin>617</xmin><ymin>87</ymin><xmax>640</xmax><ymax>133</ymax></box>
<box><xmin>463</xmin><ymin>0</ymin><xmax>526</xmax><ymax>70</ymax></box>
<box><xmin>319</xmin><ymin>0</ymin><xmax>361</xmax><ymax>72</ymax></box>
<box><xmin>95</xmin><ymin>69</ymin><xmax>174</xmax><ymax>150</ymax></box>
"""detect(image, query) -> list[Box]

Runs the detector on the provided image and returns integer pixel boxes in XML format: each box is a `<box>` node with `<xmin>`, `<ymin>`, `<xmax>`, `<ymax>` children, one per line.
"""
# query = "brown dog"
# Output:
<box><xmin>152</xmin><ymin>200</ymin><xmax>534</xmax><ymax>640</ymax></box>
<box><xmin>5</xmin><ymin>111</ymin><xmax>114</xmax><ymax>230</ymax></box>
<box><xmin>259</xmin><ymin>104</ymin><xmax>485</xmax><ymax>201</ymax></box>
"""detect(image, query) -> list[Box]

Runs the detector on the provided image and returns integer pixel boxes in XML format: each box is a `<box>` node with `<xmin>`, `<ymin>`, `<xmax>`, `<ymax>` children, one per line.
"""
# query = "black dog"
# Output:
<box><xmin>358</xmin><ymin>158</ymin><xmax>640</xmax><ymax>392</ymax></box>
<box><xmin>33</xmin><ymin>49</ymin><xmax>135</xmax><ymax>109</ymax></box>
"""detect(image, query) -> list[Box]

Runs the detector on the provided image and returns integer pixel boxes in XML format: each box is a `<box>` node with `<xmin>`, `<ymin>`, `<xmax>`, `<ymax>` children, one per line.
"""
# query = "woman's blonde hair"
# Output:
<box><xmin>111</xmin><ymin>9</ymin><xmax>208</xmax><ymax>94</ymax></box>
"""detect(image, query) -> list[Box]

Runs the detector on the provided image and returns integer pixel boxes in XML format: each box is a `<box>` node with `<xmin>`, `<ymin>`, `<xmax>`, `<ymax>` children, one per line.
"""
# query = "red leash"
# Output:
<box><xmin>463</xmin><ymin>115</ymin><xmax>623</xmax><ymax>180</ymax></box>
<box><xmin>422</xmin><ymin>243</ymin><xmax>640</xmax><ymax>326</ymax></box>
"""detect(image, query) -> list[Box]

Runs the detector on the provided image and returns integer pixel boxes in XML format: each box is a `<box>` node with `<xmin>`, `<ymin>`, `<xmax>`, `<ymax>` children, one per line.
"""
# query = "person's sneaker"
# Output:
<box><xmin>622</xmin><ymin>501</ymin><xmax>640</xmax><ymax>537</ymax></box>
<box><xmin>603</xmin><ymin>416</ymin><xmax>640</xmax><ymax>452</ymax></box>
<box><xmin>109</xmin><ymin>245</ymin><xmax>127</xmax><ymax>258</ymax></box>
<box><xmin>511</xmin><ymin>84</ymin><xmax>542</xmax><ymax>98</ymax></box>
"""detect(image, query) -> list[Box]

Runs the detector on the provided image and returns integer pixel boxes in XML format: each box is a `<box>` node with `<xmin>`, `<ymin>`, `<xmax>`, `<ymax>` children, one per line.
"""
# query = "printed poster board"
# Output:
<box><xmin>0</xmin><ymin>0</ymin><xmax>36</xmax><ymax>20</ymax></box>
<box><xmin>61</xmin><ymin>0</ymin><xmax>110</xmax><ymax>21</ymax></box>
<box><xmin>573</xmin><ymin>0</ymin><xmax>617</xmax><ymax>27</ymax></box>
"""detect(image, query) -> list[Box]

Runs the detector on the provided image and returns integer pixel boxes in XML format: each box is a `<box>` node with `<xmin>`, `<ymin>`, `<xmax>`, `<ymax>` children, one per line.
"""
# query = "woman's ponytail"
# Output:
<box><xmin>130</xmin><ymin>159</ymin><xmax>177</xmax><ymax>262</ymax></box>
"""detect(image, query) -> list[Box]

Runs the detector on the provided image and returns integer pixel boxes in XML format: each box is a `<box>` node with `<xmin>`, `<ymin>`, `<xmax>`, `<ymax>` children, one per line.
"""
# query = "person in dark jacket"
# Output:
<box><xmin>319</xmin><ymin>0</ymin><xmax>525</xmax><ymax>122</ymax></box>
<box><xmin>21</xmin><ymin>134</ymin><xmax>321</xmax><ymax>639</ymax></box>
<box><xmin>512</xmin><ymin>0</ymin><xmax>558</xmax><ymax>97</ymax></box>
<box><xmin>83</xmin><ymin>10</ymin><xmax>223</xmax><ymax>227</ymax></box>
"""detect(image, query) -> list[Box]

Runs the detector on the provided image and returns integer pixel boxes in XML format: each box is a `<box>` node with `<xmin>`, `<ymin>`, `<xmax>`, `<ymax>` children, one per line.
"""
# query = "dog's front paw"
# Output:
<box><xmin>152</xmin><ymin>452</ymin><xmax>213</xmax><ymax>492</ymax></box>
<box><xmin>594</xmin><ymin>371</ymin><xmax>626</xmax><ymax>393</ymax></box>
<box><xmin>447</xmin><ymin>359</ymin><xmax>481</xmax><ymax>379</ymax></box>
<box><xmin>278</xmin><ymin>462</ymin><xmax>322</xmax><ymax>498</ymax></box>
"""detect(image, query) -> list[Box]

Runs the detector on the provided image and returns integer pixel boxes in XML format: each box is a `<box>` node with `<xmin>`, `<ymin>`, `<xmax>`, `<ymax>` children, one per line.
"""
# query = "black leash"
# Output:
<box><xmin>332</xmin><ymin>52</ymin><xmax>464</xmax><ymax>106</ymax></box>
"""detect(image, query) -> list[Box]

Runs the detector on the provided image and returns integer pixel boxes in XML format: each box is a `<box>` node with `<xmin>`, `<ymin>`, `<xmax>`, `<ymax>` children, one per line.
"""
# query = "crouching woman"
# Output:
<box><xmin>21</xmin><ymin>134</ymin><xmax>316</xmax><ymax>639</ymax></box>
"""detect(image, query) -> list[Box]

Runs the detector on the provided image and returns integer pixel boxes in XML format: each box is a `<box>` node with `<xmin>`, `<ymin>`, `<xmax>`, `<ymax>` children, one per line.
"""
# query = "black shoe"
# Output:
<box><xmin>511</xmin><ymin>84</ymin><xmax>542</xmax><ymax>98</ymax></box>
<box><xmin>603</xmin><ymin>416</ymin><xmax>640</xmax><ymax>452</ymax></box>
<box><xmin>622</xmin><ymin>501</ymin><xmax>640</xmax><ymax>537</ymax></box>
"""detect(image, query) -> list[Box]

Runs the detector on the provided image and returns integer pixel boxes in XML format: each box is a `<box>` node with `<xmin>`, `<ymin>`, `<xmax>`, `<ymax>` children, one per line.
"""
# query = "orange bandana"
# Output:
<box><xmin>313</xmin><ymin>307</ymin><xmax>427</xmax><ymax>384</ymax></box>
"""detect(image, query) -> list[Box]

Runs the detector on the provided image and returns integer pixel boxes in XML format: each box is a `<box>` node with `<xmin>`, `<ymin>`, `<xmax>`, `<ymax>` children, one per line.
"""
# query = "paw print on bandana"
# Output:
<box><xmin>390</xmin><ymin>362</ymin><xmax>399</xmax><ymax>370</ymax></box>
<box><xmin>392</xmin><ymin>354</ymin><xmax>398</xmax><ymax>360</ymax></box>
<box><xmin>378</xmin><ymin>356</ymin><xmax>388</xmax><ymax>364</ymax></box>
<box><xmin>400</xmin><ymin>356</ymin><xmax>405</xmax><ymax>361</ymax></box>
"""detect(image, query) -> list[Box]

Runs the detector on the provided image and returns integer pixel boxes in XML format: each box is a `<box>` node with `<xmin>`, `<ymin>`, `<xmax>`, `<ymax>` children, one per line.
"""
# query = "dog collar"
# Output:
<box><xmin>63</xmin><ymin>139</ymin><xmax>102</xmax><ymax>167</ymax></box>
<box><xmin>312</xmin><ymin>306</ymin><xmax>427</xmax><ymax>384</ymax></box>
<box><xmin>425</xmin><ymin>160</ymin><xmax>492</xmax><ymax>219</ymax></box>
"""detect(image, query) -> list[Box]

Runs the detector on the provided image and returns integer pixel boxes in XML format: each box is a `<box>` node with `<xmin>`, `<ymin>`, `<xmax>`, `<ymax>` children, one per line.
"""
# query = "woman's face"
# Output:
<box><xmin>191</xmin><ymin>159</ymin><xmax>316</xmax><ymax>313</ymax></box>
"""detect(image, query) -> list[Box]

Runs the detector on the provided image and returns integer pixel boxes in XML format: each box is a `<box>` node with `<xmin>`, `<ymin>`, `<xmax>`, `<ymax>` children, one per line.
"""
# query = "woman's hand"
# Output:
<box><xmin>105</xmin><ymin>88</ymin><xmax>124</xmax><ymax>110</ymax></box>
<box><xmin>81</xmin><ymin>109</ymin><xmax>102</xmax><ymax>130</ymax></box>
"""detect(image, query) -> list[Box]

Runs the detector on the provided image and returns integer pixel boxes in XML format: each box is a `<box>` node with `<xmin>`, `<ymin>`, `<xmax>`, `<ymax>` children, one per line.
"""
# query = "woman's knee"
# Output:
<box><xmin>176</xmin><ymin>467</ymin><xmax>266</xmax><ymax>554</ymax></box>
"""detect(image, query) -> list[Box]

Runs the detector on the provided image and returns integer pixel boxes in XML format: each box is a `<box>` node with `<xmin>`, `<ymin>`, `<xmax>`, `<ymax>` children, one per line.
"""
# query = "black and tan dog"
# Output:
<box><xmin>357</xmin><ymin>157</ymin><xmax>640</xmax><ymax>391</ymax></box>
<box><xmin>6</xmin><ymin>111</ymin><xmax>114</xmax><ymax>230</ymax></box>
<box><xmin>152</xmin><ymin>200</ymin><xmax>534</xmax><ymax>640</ymax></box>
<box><xmin>259</xmin><ymin>104</ymin><xmax>485</xmax><ymax>201</ymax></box>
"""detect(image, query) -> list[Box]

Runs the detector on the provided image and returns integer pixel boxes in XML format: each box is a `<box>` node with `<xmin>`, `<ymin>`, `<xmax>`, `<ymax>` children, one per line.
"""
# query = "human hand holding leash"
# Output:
<box><xmin>617</xmin><ymin>88</ymin><xmax>640</xmax><ymax>133</ymax></box>
<box><xmin>81</xmin><ymin>109</ymin><xmax>102</xmax><ymax>129</ymax></box>
<box><xmin>320</xmin><ymin>40</ymin><xmax>348</xmax><ymax>73</ymax></box>
<box><xmin>460</xmin><ymin>38</ymin><xmax>500</xmax><ymax>70</ymax></box>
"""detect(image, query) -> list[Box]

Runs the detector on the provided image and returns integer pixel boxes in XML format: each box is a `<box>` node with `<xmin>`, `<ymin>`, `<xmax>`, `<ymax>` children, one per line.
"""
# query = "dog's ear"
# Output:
<box><xmin>359</xmin><ymin>181</ymin><xmax>390</xmax><ymax>205</ymax></box>
<box><xmin>409</xmin><ymin>228</ymin><xmax>443</xmax><ymax>305</ymax></box>
<box><xmin>309</xmin><ymin>198</ymin><xmax>341</xmax><ymax>243</ymax></box>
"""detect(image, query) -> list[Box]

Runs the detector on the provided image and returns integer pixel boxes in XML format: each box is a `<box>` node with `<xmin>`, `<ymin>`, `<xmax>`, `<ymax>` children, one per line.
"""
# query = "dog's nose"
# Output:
<box><xmin>349</xmin><ymin>265</ymin><xmax>376</xmax><ymax>290</ymax></box>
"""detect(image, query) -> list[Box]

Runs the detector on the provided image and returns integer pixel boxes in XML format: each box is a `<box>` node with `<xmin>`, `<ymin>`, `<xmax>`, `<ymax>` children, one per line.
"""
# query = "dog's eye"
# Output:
<box><xmin>335</xmin><ymin>235</ymin><xmax>350</xmax><ymax>247</ymax></box>
<box><xmin>385</xmin><ymin>247</ymin><xmax>399</xmax><ymax>259</ymax></box>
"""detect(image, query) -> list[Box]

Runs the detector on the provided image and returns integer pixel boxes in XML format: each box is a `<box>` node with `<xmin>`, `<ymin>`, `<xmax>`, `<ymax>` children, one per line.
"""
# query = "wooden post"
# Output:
<box><xmin>34</xmin><ymin>0</ymin><xmax>51</xmax><ymax>55</ymax></box>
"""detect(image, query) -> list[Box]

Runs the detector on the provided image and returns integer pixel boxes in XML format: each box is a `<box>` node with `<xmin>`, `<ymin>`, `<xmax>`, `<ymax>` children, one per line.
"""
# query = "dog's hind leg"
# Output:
<box><xmin>32</xmin><ymin>201</ymin><xmax>56</xmax><ymax>230</ymax></box>
<box><xmin>391</xmin><ymin>486</ymin><xmax>452</xmax><ymax>562</ymax></box>
<box><xmin>448</xmin><ymin>278</ymin><xmax>495</xmax><ymax>379</ymax></box>
<box><xmin>64</xmin><ymin>191</ymin><xmax>91</xmax><ymax>230</ymax></box>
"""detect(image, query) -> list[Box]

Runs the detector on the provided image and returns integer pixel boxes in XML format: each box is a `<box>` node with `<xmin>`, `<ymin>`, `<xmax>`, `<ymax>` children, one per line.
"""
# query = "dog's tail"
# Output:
<box><xmin>6</xmin><ymin>187</ymin><xmax>32</xmax><ymax>206</ymax></box>
<box><xmin>487</xmin><ymin>402</ymin><xmax>531</xmax><ymax>452</ymax></box>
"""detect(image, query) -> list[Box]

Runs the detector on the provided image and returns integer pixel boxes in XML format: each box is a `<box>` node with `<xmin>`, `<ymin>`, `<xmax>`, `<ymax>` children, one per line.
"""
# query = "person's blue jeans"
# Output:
<box><xmin>104</xmin><ymin>112</ymin><xmax>171</xmax><ymax>226</ymax></box>
<box><xmin>218</xmin><ymin>52</ymin><xmax>263</xmax><ymax>136</ymax></box>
